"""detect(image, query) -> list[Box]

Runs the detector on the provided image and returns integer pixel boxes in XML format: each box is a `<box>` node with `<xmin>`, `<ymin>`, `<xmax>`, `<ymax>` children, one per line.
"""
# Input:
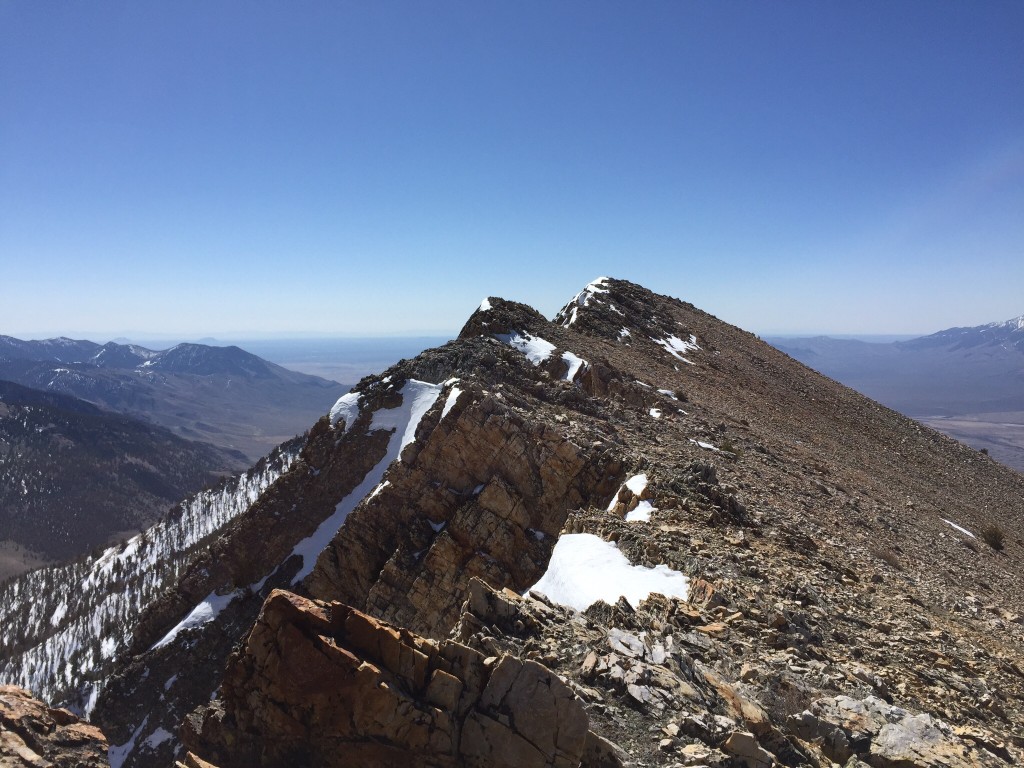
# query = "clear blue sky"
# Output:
<box><xmin>2</xmin><ymin>2</ymin><xmax>1022</xmax><ymax>338</ymax></box>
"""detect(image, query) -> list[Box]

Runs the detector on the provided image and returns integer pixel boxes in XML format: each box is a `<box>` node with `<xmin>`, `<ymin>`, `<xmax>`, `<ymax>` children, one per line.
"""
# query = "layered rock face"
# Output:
<box><xmin>0</xmin><ymin>685</ymin><xmax>107</xmax><ymax>767</ymax></box>
<box><xmin>182</xmin><ymin>589</ymin><xmax>592</xmax><ymax>768</ymax></box>
<box><xmin>306</xmin><ymin>382</ymin><xmax>620</xmax><ymax>635</ymax></box>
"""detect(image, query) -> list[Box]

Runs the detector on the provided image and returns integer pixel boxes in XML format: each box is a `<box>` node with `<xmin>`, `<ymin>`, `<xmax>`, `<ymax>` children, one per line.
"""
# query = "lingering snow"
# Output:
<box><xmin>101</xmin><ymin>636</ymin><xmax>117</xmax><ymax>659</ymax></box>
<box><xmin>143</xmin><ymin>727</ymin><xmax>173</xmax><ymax>749</ymax></box>
<box><xmin>496</xmin><ymin>331</ymin><xmax>556</xmax><ymax>365</ymax></box>
<box><xmin>428</xmin><ymin>519</ymin><xmax>446</xmax><ymax>533</ymax></box>
<box><xmin>441</xmin><ymin>387</ymin><xmax>463</xmax><ymax>419</ymax></box>
<box><xmin>109</xmin><ymin>715</ymin><xmax>149</xmax><ymax>768</ymax></box>
<box><xmin>150</xmin><ymin>589</ymin><xmax>239</xmax><ymax>650</ymax></box>
<box><xmin>368</xmin><ymin>480</ymin><xmax>390</xmax><ymax>500</ymax></box>
<box><xmin>625</xmin><ymin>473</ymin><xmax>648</xmax><ymax>496</ymax></box>
<box><xmin>941</xmin><ymin>518</ymin><xmax>976</xmax><ymax>538</ymax></box>
<box><xmin>479</xmin><ymin>298</ymin><xmax>492</xmax><ymax>312</ymax></box>
<box><xmin>527</xmin><ymin>533</ymin><xmax>689</xmax><ymax>611</ymax></box>
<box><xmin>657</xmin><ymin>389</ymin><xmax>678</xmax><ymax>400</ymax></box>
<box><xmin>559</xmin><ymin>277</ymin><xmax>611</xmax><ymax>326</ymax></box>
<box><xmin>289</xmin><ymin>379</ymin><xmax>443</xmax><ymax>585</ymax></box>
<box><xmin>619</xmin><ymin>328</ymin><xmax>631</xmax><ymax>338</ymax></box>
<box><xmin>655</xmin><ymin>334</ymin><xmax>700</xmax><ymax>365</ymax></box>
<box><xmin>650</xmin><ymin>408</ymin><xmax>662</xmax><ymax>418</ymax></box>
<box><xmin>607</xmin><ymin>473</ymin><xmax>647</xmax><ymax>512</ymax></box>
<box><xmin>690</xmin><ymin>439</ymin><xmax>719</xmax><ymax>451</ymax></box>
<box><xmin>0</xmin><ymin>445</ymin><xmax>296</xmax><ymax>715</ymax></box>
<box><xmin>626</xmin><ymin>501</ymin><xmax>655</xmax><ymax>523</ymax></box>
<box><xmin>561</xmin><ymin>351</ymin><xmax>586</xmax><ymax>382</ymax></box>
<box><xmin>329</xmin><ymin>391</ymin><xmax>361</xmax><ymax>431</ymax></box>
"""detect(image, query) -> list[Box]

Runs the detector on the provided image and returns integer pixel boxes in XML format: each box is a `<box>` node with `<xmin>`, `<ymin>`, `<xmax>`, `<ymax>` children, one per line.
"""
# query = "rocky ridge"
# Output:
<box><xmin>5</xmin><ymin>277</ymin><xmax>1023</xmax><ymax>768</ymax></box>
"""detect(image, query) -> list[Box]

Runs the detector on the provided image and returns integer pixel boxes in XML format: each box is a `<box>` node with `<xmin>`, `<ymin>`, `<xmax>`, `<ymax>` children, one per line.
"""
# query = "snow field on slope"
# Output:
<box><xmin>496</xmin><ymin>331</ymin><xmax>556</xmax><ymax>366</ymax></box>
<box><xmin>561</xmin><ymin>351</ymin><xmax>586</xmax><ymax>382</ymax></box>
<box><xmin>527</xmin><ymin>533</ymin><xmax>689</xmax><ymax>612</ymax></box>
<box><xmin>0</xmin><ymin>448</ymin><xmax>297</xmax><ymax>713</ymax></box>
<box><xmin>289</xmin><ymin>379</ymin><xmax>445</xmax><ymax>585</ymax></box>
<box><xmin>655</xmin><ymin>334</ymin><xmax>700</xmax><ymax>365</ymax></box>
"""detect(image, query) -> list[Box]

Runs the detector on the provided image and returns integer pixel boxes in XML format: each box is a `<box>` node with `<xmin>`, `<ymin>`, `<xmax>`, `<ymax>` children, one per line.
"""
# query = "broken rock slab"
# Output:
<box><xmin>788</xmin><ymin>694</ymin><xmax>1005</xmax><ymax>768</ymax></box>
<box><xmin>183</xmin><ymin>589</ymin><xmax>599</xmax><ymax>768</ymax></box>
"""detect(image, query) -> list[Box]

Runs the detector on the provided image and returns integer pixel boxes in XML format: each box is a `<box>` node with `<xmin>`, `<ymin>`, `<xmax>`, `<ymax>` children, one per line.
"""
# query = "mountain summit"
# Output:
<box><xmin>3</xmin><ymin>278</ymin><xmax>1022</xmax><ymax>768</ymax></box>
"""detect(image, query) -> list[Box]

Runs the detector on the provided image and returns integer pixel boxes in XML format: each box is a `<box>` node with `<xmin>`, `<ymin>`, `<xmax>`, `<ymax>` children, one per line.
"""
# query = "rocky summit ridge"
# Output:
<box><xmin>4</xmin><ymin>277</ymin><xmax>1023</xmax><ymax>768</ymax></box>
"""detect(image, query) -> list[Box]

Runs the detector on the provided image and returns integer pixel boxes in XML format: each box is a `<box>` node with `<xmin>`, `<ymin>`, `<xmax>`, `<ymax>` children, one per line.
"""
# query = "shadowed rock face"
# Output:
<box><xmin>0</xmin><ymin>685</ymin><xmax>108</xmax><ymax>767</ymax></box>
<box><xmin>182</xmin><ymin>590</ymin><xmax>591</xmax><ymax>768</ymax></box>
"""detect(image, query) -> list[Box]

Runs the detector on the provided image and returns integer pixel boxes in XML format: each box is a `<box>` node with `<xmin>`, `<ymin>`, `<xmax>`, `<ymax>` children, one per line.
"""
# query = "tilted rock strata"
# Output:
<box><xmin>306</xmin><ymin>378</ymin><xmax>621</xmax><ymax>636</ymax></box>
<box><xmin>183</xmin><ymin>589</ymin><xmax>598</xmax><ymax>768</ymax></box>
<box><xmin>0</xmin><ymin>685</ymin><xmax>107</xmax><ymax>767</ymax></box>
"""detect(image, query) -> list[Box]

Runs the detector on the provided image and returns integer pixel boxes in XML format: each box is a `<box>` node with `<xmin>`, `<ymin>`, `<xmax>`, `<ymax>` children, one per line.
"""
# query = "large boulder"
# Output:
<box><xmin>0</xmin><ymin>685</ymin><xmax>108</xmax><ymax>767</ymax></box>
<box><xmin>183</xmin><ymin>589</ymin><xmax>591</xmax><ymax>768</ymax></box>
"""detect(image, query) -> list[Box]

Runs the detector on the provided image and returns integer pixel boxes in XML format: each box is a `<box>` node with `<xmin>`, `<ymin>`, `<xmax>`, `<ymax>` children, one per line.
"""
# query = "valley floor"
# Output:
<box><xmin>918</xmin><ymin>412</ymin><xmax>1024</xmax><ymax>474</ymax></box>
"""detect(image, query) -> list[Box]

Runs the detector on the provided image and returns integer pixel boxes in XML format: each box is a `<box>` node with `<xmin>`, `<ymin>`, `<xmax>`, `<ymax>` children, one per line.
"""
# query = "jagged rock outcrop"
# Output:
<box><xmin>182</xmin><ymin>589</ymin><xmax>593</xmax><ymax>768</ymax></box>
<box><xmin>305</xmin><ymin>379</ymin><xmax>621</xmax><ymax>635</ymax></box>
<box><xmin>0</xmin><ymin>686</ymin><xmax>107</xmax><ymax>767</ymax></box>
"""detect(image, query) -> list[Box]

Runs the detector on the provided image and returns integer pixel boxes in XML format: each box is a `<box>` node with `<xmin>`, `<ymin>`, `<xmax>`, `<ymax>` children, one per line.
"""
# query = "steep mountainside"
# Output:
<box><xmin>768</xmin><ymin>317</ymin><xmax>1024</xmax><ymax>474</ymax></box>
<box><xmin>0</xmin><ymin>439</ymin><xmax>300</xmax><ymax>715</ymax></box>
<box><xmin>5</xmin><ymin>279</ymin><xmax>1023</xmax><ymax>768</ymax></box>
<box><xmin>0</xmin><ymin>337</ymin><xmax>346</xmax><ymax>461</ymax></box>
<box><xmin>0</xmin><ymin>380</ymin><xmax>243</xmax><ymax>579</ymax></box>
<box><xmin>768</xmin><ymin>315</ymin><xmax>1024</xmax><ymax>417</ymax></box>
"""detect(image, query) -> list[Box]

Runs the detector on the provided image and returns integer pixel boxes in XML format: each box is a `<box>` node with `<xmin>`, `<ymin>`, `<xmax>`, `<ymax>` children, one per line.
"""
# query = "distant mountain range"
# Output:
<box><xmin>0</xmin><ymin>379</ymin><xmax>240</xmax><ymax>579</ymax></box>
<box><xmin>0</xmin><ymin>336</ymin><xmax>347</xmax><ymax>461</ymax></box>
<box><xmin>767</xmin><ymin>313</ymin><xmax>1024</xmax><ymax>471</ymax></box>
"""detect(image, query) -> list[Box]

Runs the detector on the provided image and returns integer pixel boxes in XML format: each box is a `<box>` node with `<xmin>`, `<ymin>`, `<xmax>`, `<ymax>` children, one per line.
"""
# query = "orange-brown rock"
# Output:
<box><xmin>0</xmin><ymin>685</ymin><xmax>108</xmax><ymax>767</ymax></box>
<box><xmin>183</xmin><ymin>589</ymin><xmax>591</xmax><ymax>768</ymax></box>
<box><xmin>305</xmin><ymin>386</ymin><xmax>621</xmax><ymax>637</ymax></box>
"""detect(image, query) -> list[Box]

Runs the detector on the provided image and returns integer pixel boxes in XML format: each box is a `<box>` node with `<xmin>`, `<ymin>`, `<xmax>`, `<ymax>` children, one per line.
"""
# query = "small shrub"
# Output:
<box><xmin>871</xmin><ymin>547</ymin><xmax>901</xmax><ymax>570</ymax></box>
<box><xmin>981</xmin><ymin>524</ymin><xmax>1005</xmax><ymax>551</ymax></box>
<box><xmin>980</xmin><ymin>448</ymin><xmax>989</xmax><ymax>455</ymax></box>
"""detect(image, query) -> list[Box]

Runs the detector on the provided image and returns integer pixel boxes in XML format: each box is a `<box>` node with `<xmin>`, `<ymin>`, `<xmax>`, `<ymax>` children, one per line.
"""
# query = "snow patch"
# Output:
<box><xmin>690</xmin><ymin>439</ymin><xmax>719</xmax><ymax>451</ymax></box>
<box><xmin>143</xmin><ymin>727</ymin><xmax>173</xmax><ymax>749</ymax></box>
<box><xmin>626</xmin><ymin>501</ymin><xmax>655</xmax><ymax>523</ymax></box>
<box><xmin>625</xmin><ymin>473</ymin><xmax>648</xmax><ymax>496</ymax></box>
<box><xmin>561</xmin><ymin>351</ymin><xmax>586</xmax><ymax>382</ymax></box>
<box><xmin>289</xmin><ymin>379</ymin><xmax>443</xmax><ymax>585</ymax></box>
<box><xmin>368</xmin><ymin>480</ymin><xmax>390</xmax><ymax>500</ymax></box>
<box><xmin>496</xmin><ymin>331</ymin><xmax>556</xmax><ymax>365</ymax></box>
<box><xmin>657</xmin><ymin>389</ymin><xmax>678</xmax><ymax>400</ymax></box>
<box><xmin>655</xmin><ymin>334</ymin><xmax>700</xmax><ymax>365</ymax></box>
<box><xmin>527</xmin><ymin>533</ymin><xmax>689</xmax><ymax>611</ymax></box>
<box><xmin>151</xmin><ymin>589</ymin><xmax>239</xmax><ymax>650</ymax></box>
<box><xmin>479</xmin><ymin>298</ymin><xmax>492</xmax><ymax>312</ymax></box>
<box><xmin>329</xmin><ymin>391</ymin><xmax>361</xmax><ymax>431</ymax></box>
<box><xmin>109</xmin><ymin>715</ymin><xmax>149</xmax><ymax>768</ymax></box>
<box><xmin>941</xmin><ymin>518</ymin><xmax>976</xmax><ymax>538</ymax></box>
<box><xmin>649</xmin><ymin>408</ymin><xmax>662</xmax><ymax>418</ymax></box>
<box><xmin>441</xmin><ymin>387</ymin><xmax>463</xmax><ymax>419</ymax></box>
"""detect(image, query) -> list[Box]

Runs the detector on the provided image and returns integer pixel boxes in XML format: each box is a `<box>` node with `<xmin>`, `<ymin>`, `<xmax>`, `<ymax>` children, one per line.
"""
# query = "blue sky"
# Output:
<box><xmin>2</xmin><ymin>2</ymin><xmax>1022</xmax><ymax>338</ymax></box>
